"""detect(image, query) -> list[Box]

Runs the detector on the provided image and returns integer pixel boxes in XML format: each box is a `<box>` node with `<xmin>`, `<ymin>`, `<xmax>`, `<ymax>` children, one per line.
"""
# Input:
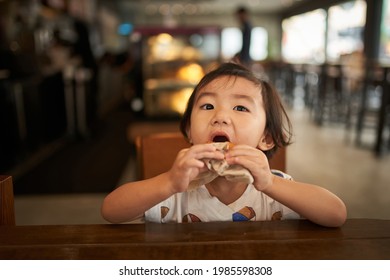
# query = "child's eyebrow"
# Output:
<box><xmin>195</xmin><ymin>91</ymin><xmax>257</xmax><ymax>105</ymax></box>
<box><xmin>231</xmin><ymin>93</ymin><xmax>257</xmax><ymax>105</ymax></box>
<box><xmin>195</xmin><ymin>91</ymin><xmax>256</xmax><ymax>105</ymax></box>
<box><xmin>194</xmin><ymin>91</ymin><xmax>216</xmax><ymax>103</ymax></box>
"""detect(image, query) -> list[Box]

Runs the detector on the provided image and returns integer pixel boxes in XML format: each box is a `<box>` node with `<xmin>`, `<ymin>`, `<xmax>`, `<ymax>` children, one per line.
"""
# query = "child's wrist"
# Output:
<box><xmin>261</xmin><ymin>174</ymin><xmax>277</xmax><ymax>194</ymax></box>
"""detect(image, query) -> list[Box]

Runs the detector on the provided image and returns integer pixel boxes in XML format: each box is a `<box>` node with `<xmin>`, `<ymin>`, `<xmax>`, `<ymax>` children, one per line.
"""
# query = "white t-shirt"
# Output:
<box><xmin>145</xmin><ymin>170</ymin><xmax>300</xmax><ymax>223</ymax></box>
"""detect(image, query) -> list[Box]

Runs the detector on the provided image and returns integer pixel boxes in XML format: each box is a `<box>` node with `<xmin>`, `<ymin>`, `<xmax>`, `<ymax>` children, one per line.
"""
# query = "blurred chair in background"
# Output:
<box><xmin>0</xmin><ymin>175</ymin><xmax>15</xmax><ymax>226</ymax></box>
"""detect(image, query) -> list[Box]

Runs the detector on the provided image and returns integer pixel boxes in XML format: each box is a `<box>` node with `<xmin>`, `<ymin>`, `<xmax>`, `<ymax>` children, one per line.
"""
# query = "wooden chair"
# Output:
<box><xmin>0</xmin><ymin>175</ymin><xmax>15</xmax><ymax>226</ymax></box>
<box><xmin>136</xmin><ymin>132</ymin><xmax>286</xmax><ymax>180</ymax></box>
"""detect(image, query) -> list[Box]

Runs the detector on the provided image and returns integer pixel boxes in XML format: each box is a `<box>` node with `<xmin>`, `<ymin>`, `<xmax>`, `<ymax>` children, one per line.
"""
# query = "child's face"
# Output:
<box><xmin>188</xmin><ymin>76</ymin><xmax>273</xmax><ymax>150</ymax></box>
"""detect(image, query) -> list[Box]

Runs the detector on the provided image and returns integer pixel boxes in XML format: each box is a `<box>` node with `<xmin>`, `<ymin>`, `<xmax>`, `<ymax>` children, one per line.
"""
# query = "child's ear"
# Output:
<box><xmin>257</xmin><ymin>132</ymin><xmax>275</xmax><ymax>151</ymax></box>
<box><xmin>186</xmin><ymin>128</ymin><xmax>193</xmax><ymax>144</ymax></box>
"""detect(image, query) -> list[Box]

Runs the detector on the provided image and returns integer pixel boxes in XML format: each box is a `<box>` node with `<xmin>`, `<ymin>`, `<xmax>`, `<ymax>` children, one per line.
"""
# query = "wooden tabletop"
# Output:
<box><xmin>1</xmin><ymin>219</ymin><xmax>389</xmax><ymax>259</ymax></box>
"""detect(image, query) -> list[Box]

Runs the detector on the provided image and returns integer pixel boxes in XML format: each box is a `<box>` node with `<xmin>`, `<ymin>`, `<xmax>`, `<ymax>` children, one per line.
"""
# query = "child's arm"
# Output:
<box><xmin>263</xmin><ymin>176</ymin><xmax>347</xmax><ymax>227</ymax></box>
<box><xmin>101</xmin><ymin>144</ymin><xmax>224</xmax><ymax>223</ymax></box>
<box><xmin>101</xmin><ymin>172</ymin><xmax>176</xmax><ymax>223</ymax></box>
<box><xmin>226</xmin><ymin>145</ymin><xmax>347</xmax><ymax>227</ymax></box>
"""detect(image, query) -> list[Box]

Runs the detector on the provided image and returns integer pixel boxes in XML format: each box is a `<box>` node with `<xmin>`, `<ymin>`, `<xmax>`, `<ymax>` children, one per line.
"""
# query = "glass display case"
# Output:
<box><xmin>133</xmin><ymin>26</ymin><xmax>221</xmax><ymax>118</ymax></box>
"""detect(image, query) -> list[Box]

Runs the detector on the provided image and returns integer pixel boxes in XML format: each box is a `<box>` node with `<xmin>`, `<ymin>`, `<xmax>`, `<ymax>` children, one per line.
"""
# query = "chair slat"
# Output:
<box><xmin>0</xmin><ymin>175</ymin><xmax>15</xmax><ymax>226</ymax></box>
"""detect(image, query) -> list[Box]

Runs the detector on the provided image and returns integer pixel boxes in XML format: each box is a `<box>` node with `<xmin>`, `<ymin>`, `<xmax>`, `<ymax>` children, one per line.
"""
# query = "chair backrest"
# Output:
<box><xmin>0</xmin><ymin>175</ymin><xmax>15</xmax><ymax>226</ymax></box>
<box><xmin>136</xmin><ymin>132</ymin><xmax>286</xmax><ymax>180</ymax></box>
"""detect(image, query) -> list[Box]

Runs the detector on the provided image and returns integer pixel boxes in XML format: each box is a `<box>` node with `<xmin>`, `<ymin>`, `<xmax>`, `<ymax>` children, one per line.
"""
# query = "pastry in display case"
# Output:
<box><xmin>133</xmin><ymin>26</ymin><xmax>221</xmax><ymax>118</ymax></box>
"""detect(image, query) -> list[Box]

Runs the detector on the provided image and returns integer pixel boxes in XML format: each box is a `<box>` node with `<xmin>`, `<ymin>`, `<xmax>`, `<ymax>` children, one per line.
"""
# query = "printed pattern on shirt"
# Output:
<box><xmin>146</xmin><ymin>169</ymin><xmax>298</xmax><ymax>223</ymax></box>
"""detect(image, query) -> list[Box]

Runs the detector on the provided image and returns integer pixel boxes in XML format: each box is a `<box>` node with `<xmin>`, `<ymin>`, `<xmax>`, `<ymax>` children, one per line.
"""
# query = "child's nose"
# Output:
<box><xmin>211</xmin><ymin>109</ymin><xmax>231</xmax><ymax>125</ymax></box>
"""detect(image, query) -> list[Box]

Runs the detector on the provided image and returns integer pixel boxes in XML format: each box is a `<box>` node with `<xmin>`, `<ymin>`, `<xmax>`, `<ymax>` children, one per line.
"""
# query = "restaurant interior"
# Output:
<box><xmin>1</xmin><ymin>0</ymin><xmax>390</xmax><ymax>225</ymax></box>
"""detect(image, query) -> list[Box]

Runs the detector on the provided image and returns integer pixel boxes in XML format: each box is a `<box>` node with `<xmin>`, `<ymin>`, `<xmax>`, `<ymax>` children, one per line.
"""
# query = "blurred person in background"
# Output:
<box><xmin>235</xmin><ymin>6</ymin><xmax>252</xmax><ymax>66</ymax></box>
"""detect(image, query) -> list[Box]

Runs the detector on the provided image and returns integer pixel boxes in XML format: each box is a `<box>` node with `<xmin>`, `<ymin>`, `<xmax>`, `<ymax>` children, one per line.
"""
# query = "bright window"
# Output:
<box><xmin>327</xmin><ymin>0</ymin><xmax>366</xmax><ymax>62</ymax></box>
<box><xmin>221</xmin><ymin>27</ymin><xmax>268</xmax><ymax>61</ymax></box>
<box><xmin>282</xmin><ymin>9</ymin><xmax>326</xmax><ymax>64</ymax></box>
<box><xmin>380</xmin><ymin>0</ymin><xmax>390</xmax><ymax>62</ymax></box>
<box><xmin>250</xmin><ymin>27</ymin><xmax>268</xmax><ymax>60</ymax></box>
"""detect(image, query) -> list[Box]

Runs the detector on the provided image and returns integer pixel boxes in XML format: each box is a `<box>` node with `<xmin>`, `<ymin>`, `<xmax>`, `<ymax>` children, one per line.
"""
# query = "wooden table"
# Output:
<box><xmin>0</xmin><ymin>219</ymin><xmax>389</xmax><ymax>259</ymax></box>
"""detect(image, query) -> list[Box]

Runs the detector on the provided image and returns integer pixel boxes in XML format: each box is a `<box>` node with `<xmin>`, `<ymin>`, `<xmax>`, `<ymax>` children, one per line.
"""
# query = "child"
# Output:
<box><xmin>102</xmin><ymin>62</ymin><xmax>347</xmax><ymax>227</ymax></box>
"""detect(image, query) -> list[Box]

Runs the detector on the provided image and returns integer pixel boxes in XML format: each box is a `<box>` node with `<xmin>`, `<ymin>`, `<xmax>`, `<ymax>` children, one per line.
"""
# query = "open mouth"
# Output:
<box><xmin>212</xmin><ymin>135</ymin><xmax>229</xmax><ymax>142</ymax></box>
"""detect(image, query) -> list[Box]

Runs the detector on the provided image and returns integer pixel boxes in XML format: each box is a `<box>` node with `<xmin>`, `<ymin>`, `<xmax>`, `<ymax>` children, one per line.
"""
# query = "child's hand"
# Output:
<box><xmin>167</xmin><ymin>143</ymin><xmax>225</xmax><ymax>193</ymax></box>
<box><xmin>225</xmin><ymin>145</ymin><xmax>274</xmax><ymax>192</ymax></box>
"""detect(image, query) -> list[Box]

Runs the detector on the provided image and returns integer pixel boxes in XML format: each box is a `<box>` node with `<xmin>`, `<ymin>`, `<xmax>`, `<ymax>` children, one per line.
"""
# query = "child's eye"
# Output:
<box><xmin>200</xmin><ymin>103</ymin><xmax>214</xmax><ymax>110</ymax></box>
<box><xmin>234</xmin><ymin>105</ymin><xmax>249</xmax><ymax>112</ymax></box>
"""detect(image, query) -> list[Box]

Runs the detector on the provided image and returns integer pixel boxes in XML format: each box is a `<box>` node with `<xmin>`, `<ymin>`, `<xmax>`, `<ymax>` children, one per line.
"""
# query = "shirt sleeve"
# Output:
<box><xmin>145</xmin><ymin>194</ymin><xmax>181</xmax><ymax>223</ymax></box>
<box><xmin>271</xmin><ymin>169</ymin><xmax>292</xmax><ymax>180</ymax></box>
<box><xmin>144</xmin><ymin>202</ymin><xmax>162</xmax><ymax>222</ymax></box>
<box><xmin>145</xmin><ymin>195</ymin><xmax>176</xmax><ymax>223</ymax></box>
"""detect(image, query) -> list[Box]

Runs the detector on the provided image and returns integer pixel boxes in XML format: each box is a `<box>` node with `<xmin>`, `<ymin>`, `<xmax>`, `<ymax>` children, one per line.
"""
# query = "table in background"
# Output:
<box><xmin>0</xmin><ymin>219</ymin><xmax>389</xmax><ymax>259</ymax></box>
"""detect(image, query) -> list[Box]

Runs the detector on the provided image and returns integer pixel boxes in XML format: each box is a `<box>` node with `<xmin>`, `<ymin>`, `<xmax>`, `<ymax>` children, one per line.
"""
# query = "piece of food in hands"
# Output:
<box><xmin>208</xmin><ymin>142</ymin><xmax>253</xmax><ymax>183</ymax></box>
<box><xmin>188</xmin><ymin>141</ymin><xmax>254</xmax><ymax>190</ymax></box>
<box><xmin>212</xmin><ymin>141</ymin><xmax>234</xmax><ymax>152</ymax></box>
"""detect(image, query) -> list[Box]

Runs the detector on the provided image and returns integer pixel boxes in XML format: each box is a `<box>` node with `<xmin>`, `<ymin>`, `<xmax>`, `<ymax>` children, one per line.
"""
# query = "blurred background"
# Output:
<box><xmin>1</xmin><ymin>0</ymin><xmax>389</xmax><ymax>224</ymax></box>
